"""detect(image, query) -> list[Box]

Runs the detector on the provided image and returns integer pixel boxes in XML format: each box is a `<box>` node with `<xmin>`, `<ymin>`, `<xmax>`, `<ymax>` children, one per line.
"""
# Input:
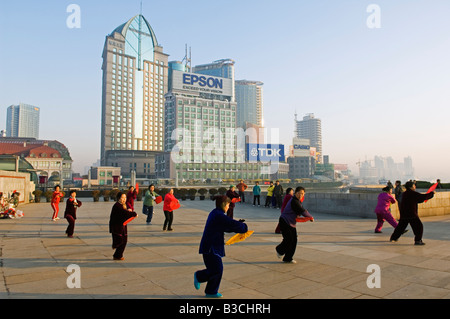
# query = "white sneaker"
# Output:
<box><xmin>283</xmin><ymin>260</ymin><xmax>297</xmax><ymax>264</ymax></box>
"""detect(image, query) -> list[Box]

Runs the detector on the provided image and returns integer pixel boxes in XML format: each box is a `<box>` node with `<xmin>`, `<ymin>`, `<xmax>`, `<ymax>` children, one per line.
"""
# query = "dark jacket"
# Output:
<box><xmin>109</xmin><ymin>202</ymin><xmax>137</xmax><ymax>236</ymax></box>
<box><xmin>199</xmin><ymin>208</ymin><xmax>248</xmax><ymax>257</ymax></box>
<box><xmin>126</xmin><ymin>190</ymin><xmax>137</xmax><ymax>210</ymax></box>
<box><xmin>226</xmin><ymin>190</ymin><xmax>240</xmax><ymax>208</ymax></box>
<box><xmin>399</xmin><ymin>189</ymin><xmax>434</xmax><ymax>219</ymax></box>
<box><xmin>273</xmin><ymin>184</ymin><xmax>284</xmax><ymax>196</ymax></box>
<box><xmin>280</xmin><ymin>196</ymin><xmax>313</xmax><ymax>228</ymax></box>
<box><xmin>64</xmin><ymin>197</ymin><xmax>82</xmax><ymax>219</ymax></box>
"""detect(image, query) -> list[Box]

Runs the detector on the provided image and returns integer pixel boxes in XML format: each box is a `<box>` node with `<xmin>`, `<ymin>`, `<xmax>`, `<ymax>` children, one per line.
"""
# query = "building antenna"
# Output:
<box><xmin>182</xmin><ymin>43</ymin><xmax>192</xmax><ymax>72</ymax></box>
<box><xmin>137</xmin><ymin>0</ymin><xmax>143</xmax><ymax>70</ymax></box>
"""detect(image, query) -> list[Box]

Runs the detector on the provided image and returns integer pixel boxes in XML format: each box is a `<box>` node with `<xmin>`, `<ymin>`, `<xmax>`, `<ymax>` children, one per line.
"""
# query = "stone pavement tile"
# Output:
<box><xmin>220</xmin><ymin>286</ymin><xmax>274</xmax><ymax>299</ymax></box>
<box><xmin>84</xmin><ymin>278</ymin><xmax>173</xmax><ymax>299</ymax></box>
<box><xmin>384</xmin><ymin>254</ymin><xmax>430</xmax><ymax>266</ymax></box>
<box><xmin>254</xmin><ymin>277</ymin><xmax>326</xmax><ymax>299</ymax></box>
<box><xmin>232</xmin><ymin>269</ymin><xmax>297</xmax><ymax>291</ymax></box>
<box><xmin>381</xmin><ymin>263</ymin><xmax>450</xmax><ymax>289</ymax></box>
<box><xmin>300</xmin><ymin>267</ymin><xmax>366</xmax><ymax>287</ymax></box>
<box><xmin>384</xmin><ymin>283</ymin><xmax>450</xmax><ymax>299</ymax></box>
<box><xmin>5</xmin><ymin>267</ymin><xmax>63</xmax><ymax>285</ymax></box>
<box><xmin>414</xmin><ymin>258</ymin><xmax>450</xmax><ymax>272</ymax></box>
<box><xmin>381</xmin><ymin>264</ymin><xmax>425</xmax><ymax>280</ymax></box>
<box><xmin>345</xmin><ymin>276</ymin><xmax>411</xmax><ymax>298</ymax></box>
<box><xmin>333</xmin><ymin>272</ymin><xmax>372</xmax><ymax>290</ymax></box>
<box><xmin>299</xmin><ymin>285</ymin><xmax>362</xmax><ymax>299</ymax></box>
<box><xmin>7</xmin><ymin>269</ymin><xmax>69</xmax><ymax>296</ymax></box>
<box><xmin>403</xmin><ymin>269</ymin><xmax>450</xmax><ymax>289</ymax></box>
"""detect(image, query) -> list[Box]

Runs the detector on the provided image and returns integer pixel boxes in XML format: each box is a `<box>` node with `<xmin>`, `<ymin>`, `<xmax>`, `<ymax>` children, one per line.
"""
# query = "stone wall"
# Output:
<box><xmin>244</xmin><ymin>190</ymin><xmax>450</xmax><ymax>219</ymax></box>
<box><xmin>0</xmin><ymin>170</ymin><xmax>35</xmax><ymax>204</ymax></box>
<box><xmin>303</xmin><ymin>191</ymin><xmax>450</xmax><ymax>219</ymax></box>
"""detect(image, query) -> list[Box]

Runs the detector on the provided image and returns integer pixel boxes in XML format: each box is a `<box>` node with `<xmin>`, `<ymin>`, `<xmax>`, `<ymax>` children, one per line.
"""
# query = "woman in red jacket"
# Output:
<box><xmin>126</xmin><ymin>186</ymin><xmax>137</xmax><ymax>211</ymax></box>
<box><xmin>163</xmin><ymin>188</ymin><xmax>179</xmax><ymax>231</ymax></box>
<box><xmin>51</xmin><ymin>185</ymin><xmax>64</xmax><ymax>221</ymax></box>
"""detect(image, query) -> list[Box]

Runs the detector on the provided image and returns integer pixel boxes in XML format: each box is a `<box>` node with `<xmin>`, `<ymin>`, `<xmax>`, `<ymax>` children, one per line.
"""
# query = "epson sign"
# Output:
<box><xmin>247</xmin><ymin>144</ymin><xmax>285</xmax><ymax>162</ymax></box>
<box><xmin>171</xmin><ymin>70</ymin><xmax>233</xmax><ymax>96</ymax></box>
<box><xmin>183</xmin><ymin>74</ymin><xmax>223</xmax><ymax>89</ymax></box>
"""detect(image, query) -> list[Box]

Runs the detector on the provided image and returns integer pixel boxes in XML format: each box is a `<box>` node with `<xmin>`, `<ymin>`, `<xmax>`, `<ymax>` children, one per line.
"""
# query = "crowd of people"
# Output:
<box><xmin>45</xmin><ymin>178</ymin><xmax>439</xmax><ymax>298</ymax></box>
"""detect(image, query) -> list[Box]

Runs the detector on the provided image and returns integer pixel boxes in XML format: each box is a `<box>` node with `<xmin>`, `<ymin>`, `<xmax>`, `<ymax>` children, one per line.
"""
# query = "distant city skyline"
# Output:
<box><xmin>1</xmin><ymin>1</ymin><xmax>450</xmax><ymax>181</ymax></box>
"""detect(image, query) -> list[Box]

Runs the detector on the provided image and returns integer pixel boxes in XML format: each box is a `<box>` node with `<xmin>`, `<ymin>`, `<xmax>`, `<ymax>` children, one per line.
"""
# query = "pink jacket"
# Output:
<box><xmin>375</xmin><ymin>192</ymin><xmax>396</xmax><ymax>214</ymax></box>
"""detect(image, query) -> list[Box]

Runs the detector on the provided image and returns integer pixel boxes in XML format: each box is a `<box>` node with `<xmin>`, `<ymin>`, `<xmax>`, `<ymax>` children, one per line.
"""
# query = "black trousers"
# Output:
<box><xmin>239</xmin><ymin>191</ymin><xmax>245</xmax><ymax>203</ymax></box>
<box><xmin>65</xmin><ymin>215</ymin><xmax>76</xmax><ymax>236</ymax></box>
<box><xmin>276</xmin><ymin>195</ymin><xmax>283</xmax><ymax>208</ymax></box>
<box><xmin>264</xmin><ymin>196</ymin><xmax>272</xmax><ymax>207</ymax></box>
<box><xmin>276</xmin><ymin>217</ymin><xmax>298</xmax><ymax>262</ymax></box>
<box><xmin>163</xmin><ymin>210</ymin><xmax>174</xmax><ymax>230</ymax></box>
<box><xmin>112</xmin><ymin>234</ymin><xmax>128</xmax><ymax>259</ymax></box>
<box><xmin>390</xmin><ymin>218</ymin><xmax>423</xmax><ymax>242</ymax></box>
<box><xmin>253</xmin><ymin>195</ymin><xmax>260</xmax><ymax>205</ymax></box>
<box><xmin>196</xmin><ymin>253</ymin><xmax>223</xmax><ymax>295</ymax></box>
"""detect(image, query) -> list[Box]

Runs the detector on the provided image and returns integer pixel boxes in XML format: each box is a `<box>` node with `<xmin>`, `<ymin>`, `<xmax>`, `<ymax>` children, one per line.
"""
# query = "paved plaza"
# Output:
<box><xmin>1</xmin><ymin>197</ymin><xmax>450</xmax><ymax>299</ymax></box>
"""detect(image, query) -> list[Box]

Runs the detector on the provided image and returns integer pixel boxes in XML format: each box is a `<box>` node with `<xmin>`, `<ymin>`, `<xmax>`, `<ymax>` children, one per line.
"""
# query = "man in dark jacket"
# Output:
<box><xmin>273</xmin><ymin>180</ymin><xmax>284</xmax><ymax>209</ymax></box>
<box><xmin>195</xmin><ymin>196</ymin><xmax>248</xmax><ymax>298</ymax></box>
<box><xmin>390</xmin><ymin>181</ymin><xmax>434</xmax><ymax>245</ymax></box>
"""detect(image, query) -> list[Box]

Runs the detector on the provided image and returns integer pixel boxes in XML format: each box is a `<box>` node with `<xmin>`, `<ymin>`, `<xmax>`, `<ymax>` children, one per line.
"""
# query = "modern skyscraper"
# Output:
<box><xmin>6</xmin><ymin>103</ymin><xmax>40</xmax><ymax>139</ymax></box>
<box><xmin>100</xmin><ymin>14</ymin><xmax>169</xmax><ymax>165</ymax></box>
<box><xmin>157</xmin><ymin>60</ymin><xmax>268</xmax><ymax>181</ymax></box>
<box><xmin>192</xmin><ymin>59</ymin><xmax>235</xmax><ymax>101</ymax></box>
<box><xmin>235</xmin><ymin>80</ymin><xmax>264</xmax><ymax>129</ymax></box>
<box><xmin>295</xmin><ymin>113</ymin><xmax>322</xmax><ymax>163</ymax></box>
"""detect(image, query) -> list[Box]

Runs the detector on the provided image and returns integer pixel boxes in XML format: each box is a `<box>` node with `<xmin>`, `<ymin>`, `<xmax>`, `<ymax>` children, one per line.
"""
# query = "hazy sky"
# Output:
<box><xmin>1</xmin><ymin>1</ymin><xmax>450</xmax><ymax>181</ymax></box>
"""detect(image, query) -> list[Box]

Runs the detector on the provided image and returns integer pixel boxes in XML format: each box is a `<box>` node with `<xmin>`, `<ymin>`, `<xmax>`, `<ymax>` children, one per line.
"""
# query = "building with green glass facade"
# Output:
<box><xmin>157</xmin><ymin>61</ymin><xmax>269</xmax><ymax>181</ymax></box>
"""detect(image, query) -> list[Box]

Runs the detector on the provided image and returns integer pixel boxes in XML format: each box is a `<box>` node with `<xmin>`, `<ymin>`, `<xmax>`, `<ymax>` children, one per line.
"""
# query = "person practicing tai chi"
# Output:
<box><xmin>64</xmin><ymin>190</ymin><xmax>82</xmax><ymax>238</ymax></box>
<box><xmin>390</xmin><ymin>181</ymin><xmax>434</xmax><ymax>245</ymax></box>
<box><xmin>109</xmin><ymin>192</ymin><xmax>138</xmax><ymax>260</ymax></box>
<box><xmin>194</xmin><ymin>195</ymin><xmax>248</xmax><ymax>298</ymax></box>
<box><xmin>374</xmin><ymin>186</ymin><xmax>399</xmax><ymax>233</ymax></box>
<box><xmin>276</xmin><ymin>186</ymin><xmax>314</xmax><ymax>263</ymax></box>
<box><xmin>51</xmin><ymin>185</ymin><xmax>64</xmax><ymax>221</ymax></box>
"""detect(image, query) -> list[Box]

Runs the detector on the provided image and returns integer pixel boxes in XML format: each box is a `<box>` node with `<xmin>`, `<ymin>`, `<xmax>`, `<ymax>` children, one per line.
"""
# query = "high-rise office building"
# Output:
<box><xmin>192</xmin><ymin>59</ymin><xmax>235</xmax><ymax>101</ymax></box>
<box><xmin>6</xmin><ymin>103</ymin><xmax>40</xmax><ymax>139</ymax></box>
<box><xmin>235</xmin><ymin>80</ymin><xmax>264</xmax><ymax>129</ymax></box>
<box><xmin>157</xmin><ymin>61</ymin><xmax>268</xmax><ymax>181</ymax></box>
<box><xmin>100</xmin><ymin>14</ymin><xmax>169</xmax><ymax>165</ymax></box>
<box><xmin>295</xmin><ymin>113</ymin><xmax>322</xmax><ymax>163</ymax></box>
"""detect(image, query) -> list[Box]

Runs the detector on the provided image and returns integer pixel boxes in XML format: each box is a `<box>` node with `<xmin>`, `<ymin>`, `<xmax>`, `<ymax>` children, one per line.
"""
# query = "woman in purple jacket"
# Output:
<box><xmin>276</xmin><ymin>186</ymin><xmax>314</xmax><ymax>263</ymax></box>
<box><xmin>374</xmin><ymin>186</ymin><xmax>398</xmax><ymax>233</ymax></box>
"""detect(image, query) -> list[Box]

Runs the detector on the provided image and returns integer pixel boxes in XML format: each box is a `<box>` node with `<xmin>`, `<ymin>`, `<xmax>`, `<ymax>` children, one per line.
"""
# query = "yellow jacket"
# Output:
<box><xmin>267</xmin><ymin>185</ymin><xmax>275</xmax><ymax>196</ymax></box>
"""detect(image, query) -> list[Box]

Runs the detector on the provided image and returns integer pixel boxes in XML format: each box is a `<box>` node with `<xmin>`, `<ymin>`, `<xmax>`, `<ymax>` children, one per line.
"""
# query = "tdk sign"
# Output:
<box><xmin>183</xmin><ymin>73</ymin><xmax>223</xmax><ymax>89</ymax></box>
<box><xmin>247</xmin><ymin>144</ymin><xmax>285</xmax><ymax>162</ymax></box>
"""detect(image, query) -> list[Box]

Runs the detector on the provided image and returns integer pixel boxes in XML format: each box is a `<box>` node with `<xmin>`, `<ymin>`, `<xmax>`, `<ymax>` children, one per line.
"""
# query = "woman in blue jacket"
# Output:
<box><xmin>194</xmin><ymin>195</ymin><xmax>248</xmax><ymax>298</ymax></box>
